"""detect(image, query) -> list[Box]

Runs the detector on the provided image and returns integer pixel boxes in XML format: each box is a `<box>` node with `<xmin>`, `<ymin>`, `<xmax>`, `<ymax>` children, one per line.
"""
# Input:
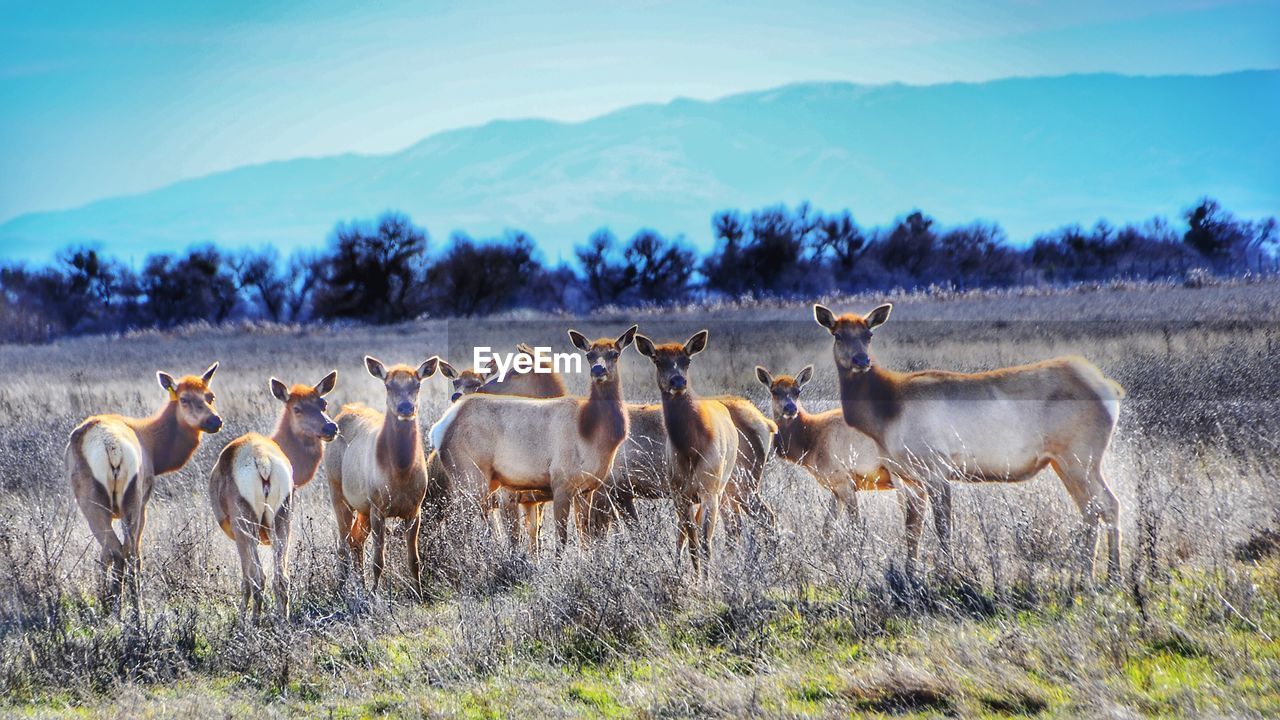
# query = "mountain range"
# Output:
<box><xmin>2</xmin><ymin>70</ymin><xmax>1276</xmax><ymax>263</ymax></box>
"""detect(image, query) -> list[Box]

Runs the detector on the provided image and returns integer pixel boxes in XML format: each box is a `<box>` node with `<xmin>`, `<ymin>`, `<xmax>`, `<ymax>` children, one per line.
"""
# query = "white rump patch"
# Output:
<box><xmin>232</xmin><ymin>441</ymin><xmax>292</xmax><ymax>522</ymax></box>
<box><xmin>83</xmin><ymin>423</ymin><xmax>141</xmax><ymax>514</ymax></box>
<box><xmin>429</xmin><ymin>397</ymin><xmax>466</xmax><ymax>451</ymax></box>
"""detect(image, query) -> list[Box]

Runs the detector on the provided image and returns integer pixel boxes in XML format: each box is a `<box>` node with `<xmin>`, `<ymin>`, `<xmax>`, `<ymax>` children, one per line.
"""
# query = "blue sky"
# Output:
<box><xmin>1</xmin><ymin>0</ymin><xmax>1277</xmax><ymax>223</ymax></box>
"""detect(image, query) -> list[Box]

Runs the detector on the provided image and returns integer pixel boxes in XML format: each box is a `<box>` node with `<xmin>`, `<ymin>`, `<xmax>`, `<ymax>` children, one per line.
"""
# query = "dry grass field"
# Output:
<box><xmin>2</xmin><ymin>279</ymin><xmax>1280</xmax><ymax>718</ymax></box>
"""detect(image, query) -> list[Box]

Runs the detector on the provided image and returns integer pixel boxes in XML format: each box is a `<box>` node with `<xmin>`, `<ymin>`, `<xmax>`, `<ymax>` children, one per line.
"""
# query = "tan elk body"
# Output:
<box><xmin>814</xmin><ymin>303</ymin><xmax>1125</xmax><ymax>579</ymax></box>
<box><xmin>208</xmin><ymin>372</ymin><xmax>338</xmax><ymax>620</ymax></box>
<box><xmin>430</xmin><ymin>327</ymin><xmax>637</xmax><ymax>548</ymax></box>
<box><xmin>634</xmin><ymin>331</ymin><xmax>739</xmax><ymax>572</ymax></box>
<box><xmin>66</xmin><ymin>363</ymin><xmax>222</xmax><ymax>612</ymax></box>
<box><xmin>326</xmin><ymin>356</ymin><xmax>439</xmax><ymax>594</ymax></box>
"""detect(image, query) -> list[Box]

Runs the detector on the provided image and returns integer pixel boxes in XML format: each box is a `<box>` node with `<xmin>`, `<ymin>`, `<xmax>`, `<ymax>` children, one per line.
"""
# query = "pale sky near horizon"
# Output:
<box><xmin>1</xmin><ymin>0</ymin><xmax>1277</xmax><ymax>223</ymax></box>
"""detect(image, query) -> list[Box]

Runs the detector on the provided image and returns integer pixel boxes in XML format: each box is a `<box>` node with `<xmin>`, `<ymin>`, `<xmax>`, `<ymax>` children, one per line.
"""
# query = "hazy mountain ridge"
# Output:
<box><xmin>2</xmin><ymin>70</ymin><xmax>1277</xmax><ymax>262</ymax></box>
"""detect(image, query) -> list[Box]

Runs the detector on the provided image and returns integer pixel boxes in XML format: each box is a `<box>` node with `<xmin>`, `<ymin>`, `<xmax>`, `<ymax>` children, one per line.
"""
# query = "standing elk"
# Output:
<box><xmin>326</xmin><ymin>356</ymin><xmax>440</xmax><ymax>595</ymax></box>
<box><xmin>66</xmin><ymin>363</ymin><xmax>222</xmax><ymax>614</ymax></box>
<box><xmin>587</xmin><ymin>399</ymin><xmax>776</xmax><ymax>540</ymax></box>
<box><xmin>430</xmin><ymin>327</ymin><xmax>637</xmax><ymax>550</ymax></box>
<box><xmin>756</xmin><ymin>365</ymin><xmax>928</xmax><ymax>565</ymax></box>
<box><xmin>430</xmin><ymin>353</ymin><xmax>567</xmax><ymax>546</ymax></box>
<box><xmin>813</xmin><ymin>303</ymin><xmax>1125</xmax><ymax>581</ymax></box>
<box><xmin>209</xmin><ymin>372</ymin><xmax>338</xmax><ymax>621</ymax></box>
<box><xmin>633</xmin><ymin>331</ymin><xmax>739</xmax><ymax>573</ymax></box>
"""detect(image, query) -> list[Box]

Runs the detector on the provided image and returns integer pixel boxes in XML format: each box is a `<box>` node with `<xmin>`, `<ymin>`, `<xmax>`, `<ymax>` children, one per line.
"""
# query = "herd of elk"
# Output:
<box><xmin>65</xmin><ymin>305</ymin><xmax>1127</xmax><ymax>620</ymax></box>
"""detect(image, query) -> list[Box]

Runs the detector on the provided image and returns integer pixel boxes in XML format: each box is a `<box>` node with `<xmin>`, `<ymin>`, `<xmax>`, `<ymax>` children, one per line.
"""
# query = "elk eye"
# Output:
<box><xmin>318</xmin><ymin>399</ymin><xmax>327</xmax><ymax>411</ymax></box>
<box><xmin>607</xmin><ymin>350</ymin><xmax>618</xmax><ymax>359</ymax></box>
<box><xmin>293</xmin><ymin>406</ymin><xmax>302</xmax><ymax>414</ymax></box>
<box><xmin>677</xmin><ymin>357</ymin><xmax>690</xmax><ymax>368</ymax></box>
<box><xmin>866</xmin><ymin>331</ymin><xmax>874</xmax><ymax>340</ymax></box>
<box><xmin>587</xmin><ymin>352</ymin><xmax>598</xmax><ymax>362</ymax></box>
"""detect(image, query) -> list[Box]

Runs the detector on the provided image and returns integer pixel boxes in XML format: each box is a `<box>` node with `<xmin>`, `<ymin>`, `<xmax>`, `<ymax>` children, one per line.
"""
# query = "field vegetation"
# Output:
<box><xmin>1</xmin><ymin>279</ymin><xmax>1279</xmax><ymax>717</ymax></box>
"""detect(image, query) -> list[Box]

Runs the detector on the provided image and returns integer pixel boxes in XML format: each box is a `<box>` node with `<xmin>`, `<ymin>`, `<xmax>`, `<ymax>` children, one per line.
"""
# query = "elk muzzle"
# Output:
<box><xmin>322</xmin><ymin>421</ymin><xmax>339</xmax><ymax>441</ymax></box>
<box><xmin>851</xmin><ymin>353</ymin><xmax>871</xmax><ymax>371</ymax></box>
<box><xmin>395</xmin><ymin>401</ymin><xmax>415</xmax><ymax>419</ymax></box>
<box><xmin>202</xmin><ymin>415</ymin><xmax>224</xmax><ymax>433</ymax></box>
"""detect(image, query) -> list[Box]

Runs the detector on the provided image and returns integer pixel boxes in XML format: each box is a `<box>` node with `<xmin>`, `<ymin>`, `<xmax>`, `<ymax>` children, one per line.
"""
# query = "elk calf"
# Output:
<box><xmin>431</xmin><ymin>327</ymin><xmax>637</xmax><ymax>549</ymax></box>
<box><xmin>757</xmin><ymin>365</ymin><xmax>928</xmax><ymax>563</ymax></box>
<box><xmin>209</xmin><ymin>372</ymin><xmax>338</xmax><ymax>621</ymax></box>
<box><xmin>327</xmin><ymin>356</ymin><xmax>439</xmax><ymax>595</ymax></box>
<box><xmin>66</xmin><ymin>363</ymin><xmax>222</xmax><ymax>613</ymax></box>
<box><xmin>815</xmin><ymin>303</ymin><xmax>1125</xmax><ymax>580</ymax></box>
<box><xmin>634</xmin><ymin>331</ymin><xmax>738</xmax><ymax>573</ymax></box>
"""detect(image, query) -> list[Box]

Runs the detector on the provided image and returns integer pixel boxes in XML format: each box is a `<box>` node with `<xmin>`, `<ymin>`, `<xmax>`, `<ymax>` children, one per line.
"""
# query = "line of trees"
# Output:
<box><xmin>0</xmin><ymin>198</ymin><xmax>1275</xmax><ymax>342</ymax></box>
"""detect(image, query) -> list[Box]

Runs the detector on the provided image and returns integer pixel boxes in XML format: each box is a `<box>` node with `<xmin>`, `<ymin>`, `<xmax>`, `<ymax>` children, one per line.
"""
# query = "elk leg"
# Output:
<box><xmin>120</xmin><ymin>494</ymin><xmax>148</xmax><ymax>619</ymax></box>
<box><xmin>928</xmin><ymin>479</ymin><xmax>954</xmax><ymax>572</ymax></box>
<box><xmin>699</xmin><ymin>490</ymin><xmax>722</xmax><ymax>578</ymax></box>
<box><xmin>1051</xmin><ymin>458</ymin><xmax>1121</xmax><ymax>583</ymax></box>
<box><xmin>672</xmin><ymin>493</ymin><xmax>698</xmax><ymax>573</ymax></box>
<box><xmin>405</xmin><ymin>513</ymin><xmax>423</xmax><ymax>598</ymax></box>
<box><xmin>552</xmin><ymin>489</ymin><xmax>573</xmax><ymax>550</ymax></box>
<box><xmin>897</xmin><ymin>482</ymin><xmax>928</xmax><ymax>573</ymax></box>
<box><xmin>232</xmin><ymin>510</ymin><xmax>265</xmax><ymax>623</ymax></box>
<box><xmin>617</xmin><ymin>492</ymin><xmax>639</xmax><ymax>526</ymax></box>
<box><xmin>526</xmin><ymin>502</ymin><xmax>544</xmax><ymax>554</ymax></box>
<box><xmin>75</xmin><ymin>481</ymin><xmax>125</xmax><ymax>612</ymax></box>
<box><xmin>836</xmin><ymin>483</ymin><xmax>861</xmax><ymax>527</ymax></box>
<box><xmin>331</xmin><ymin>494</ymin><xmax>359</xmax><ymax>585</ymax></box>
<box><xmin>369</xmin><ymin>507</ymin><xmax>387</xmax><ymax>592</ymax></box>
<box><xmin>271</xmin><ymin>501</ymin><xmax>292</xmax><ymax>621</ymax></box>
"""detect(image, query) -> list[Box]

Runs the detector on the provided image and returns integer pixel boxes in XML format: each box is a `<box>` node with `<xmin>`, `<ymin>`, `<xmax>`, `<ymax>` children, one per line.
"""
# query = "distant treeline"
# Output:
<box><xmin>1</xmin><ymin>198</ymin><xmax>1275</xmax><ymax>342</ymax></box>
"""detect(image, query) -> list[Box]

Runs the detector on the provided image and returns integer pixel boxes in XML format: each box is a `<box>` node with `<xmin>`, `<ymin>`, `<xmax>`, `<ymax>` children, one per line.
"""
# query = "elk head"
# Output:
<box><xmin>569</xmin><ymin>325</ymin><xmax>638</xmax><ymax>385</ymax></box>
<box><xmin>633</xmin><ymin>330</ymin><xmax>709</xmax><ymax>396</ymax></box>
<box><xmin>365</xmin><ymin>355</ymin><xmax>440</xmax><ymax>421</ymax></box>
<box><xmin>270</xmin><ymin>371</ymin><xmax>339</xmax><ymax>441</ymax></box>
<box><xmin>437</xmin><ymin>360</ymin><xmax>492</xmax><ymax>403</ymax></box>
<box><xmin>814</xmin><ymin>303</ymin><xmax>891</xmax><ymax>376</ymax></box>
<box><xmin>755</xmin><ymin>365</ymin><xmax>813</xmax><ymax>421</ymax></box>
<box><xmin>158</xmin><ymin>362</ymin><xmax>223</xmax><ymax>433</ymax></box>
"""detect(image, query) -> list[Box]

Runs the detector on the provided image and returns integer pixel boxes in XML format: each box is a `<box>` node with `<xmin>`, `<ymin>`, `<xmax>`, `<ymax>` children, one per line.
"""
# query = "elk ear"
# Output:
<box><xmin>437</xmin><ymin>360</ymin><xmax>458</xmax><ymax>379</ymax></box>
<box><xmin>865</xmin><ymin>303</ymin><xmax>892</xmax><ymax>330</ymax></box>
<box><xmin>270</xmin><ymin>377</ymin><xmax>290</xmax><ymax>403</ymax></box>
<box><xmin>633</xmin><ymin>334</ymin><xmax>656</xmax><ymax>359</ymax></box>
<box><xmin>755</xmin><ymin>366</ymin><xmax>773</xmax><ymax>387</ymax></box>
<box><xmin>516</xmin><ymin>342</ymin><xmax>536</xmax><ymax>357</ymax></box>
<box><xmin>365</xmin><ymin>356</ymin><xmax>387</xmax><ymax>380</ymax></box>
<box><xmin>315</xmin><ymin>370</ymin><xmax>338</xmax><ymax>396</ymax></box>
<box><xmin>616</xmin><ymin>324</ymin><xmax>638</xmax><ymax>349</ymax></box>
<box><xmin>568</xmin><ymin>330</ymin><xmax>591</xmax><ymax>353</ymax></box>
<box><xmin>684</xmin><ymin>330</ymin><xmax>709</xmax><ymax>356</ymax></box>
<box><xmin>201</xmin><ymin>362</ymin><xmax>219</xmax><ymax>385</ymax></box>
<box><xmin>814</xmin><ymin>304</ymin><xmax>837</xmax><ymax>333</ymax></box>
<box><xmin>416</xmin><ymin>356</ymin><xmax>440</xmax><ymax>380</ymax></box>
<box><xmin>796</xmin><ymin>365</ymin><xmax>814</xmax><ymax>388</ymax></box>
<box><xmin>157</xmin><ymin>371</ymin><xmax>178</xmax><ymax>397</ymax></box>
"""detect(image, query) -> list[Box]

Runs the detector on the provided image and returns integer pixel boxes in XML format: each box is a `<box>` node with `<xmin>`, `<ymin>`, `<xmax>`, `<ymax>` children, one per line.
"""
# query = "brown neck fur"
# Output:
<box><xmin>660</xmin><ymin>390</ymin><xmax>712</xmax><ymax>455</ymax></box>
<box><xmin>836</xmin><ymin>365</ymin><xmax>900</xmax><ymax>446</ymax></box>
<box><xmin>131</xmin><ymin>401</ymin><xmax>202</xmax><ymax>476</ymax></box>
<box><xmin>378</xmin><ymin>413</ymin><xmax>421</xmax><ymax>475</ymax></box>
<box><xmin>775</xmin><ymin>410</ymin><xmax>818</xmax><ymax>463</ymax></box>
<box><xmin>578</xmin><ymin>377</ymin><xmax>627</xmax><ymax>445</ymax></box>
<box><xmin>272</xmin><ymin>414</ymin><xmax>324</xmax><ymax>487</ymax></box>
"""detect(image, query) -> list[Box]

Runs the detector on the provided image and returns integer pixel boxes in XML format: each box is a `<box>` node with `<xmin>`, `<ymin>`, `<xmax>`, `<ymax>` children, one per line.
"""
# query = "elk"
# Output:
<box><xmin>66</xmin><ymin>363</ymin><xmax>222</xmax><ymax>613</ymax></box>
<box><xmin>756</xmin><ymin>365</ymin><xmax>928</xmax><ymax>564</ymax></box>
<box><xmin>814</xmin><ymin>303</ymin><xmax>1125</xmax><ymax>580</ymax></box>
<box><xmin>430</xmin><ymin>326</ymin><xmax>637</xmax><ymax>550</ymax></box>
<box><xmin>326</xmin><ymin>356</ymin><xmax>439</xmax><ymax>595</ymax></box>
<box><xmin>587</xmin><ymin>400</ymin><xmax>777</xmax><ymax>539</ymax></box>
<box><xmin>634</xmin><ymin>331</ymin><xmax>739</xmax><ymax>573</ymax></box>
<box><xmin>431</xmin><ymin>354</ymin><xmax>568</xmax><ymax>546</ymax></box>
<box><xmin>209</xmin><ymin>372</ymin><xmax>338</xmax><ymax>621</ymax></box>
